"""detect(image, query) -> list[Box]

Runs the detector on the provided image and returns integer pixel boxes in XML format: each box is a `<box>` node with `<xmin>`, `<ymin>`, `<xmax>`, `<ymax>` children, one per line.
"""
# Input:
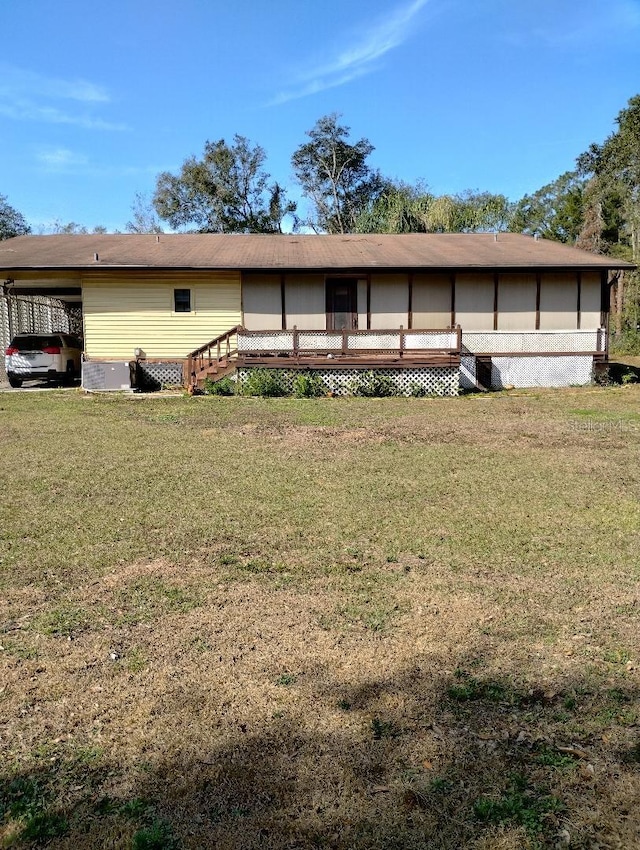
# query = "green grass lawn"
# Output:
<box><xmin>1</xmin><ymin>387</ymin><xmax>639</xmax><ymax>849</ymax></box>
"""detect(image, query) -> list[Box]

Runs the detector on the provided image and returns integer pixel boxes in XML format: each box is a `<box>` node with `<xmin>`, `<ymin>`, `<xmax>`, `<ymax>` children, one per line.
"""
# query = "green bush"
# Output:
<box><xmin>350</xmin><ymin>371</ymin><xmax>397</xmax><ymax>397</ymax></box>
<box><xmin>204</xmin><ymin>375</ymin><xmax>236</xmax><ymax>395</ymax></box>
<box><xmin>293</xmin><ymin>371</ymin><xmax>326</xmax><ymax>398</ymax></box>
<box><xmin>610</xmin><ymin>328</ymin><xmax>640</xmax><ymax>356</ymax></box>
<box><xmin>409</xmin><ymin>382</ymin><xmax>429</xmax><ymax>397</ymax></box>
<box><xmin>240</xmin><ymin>369</ymin><xmax>288</xmax><ymax>397</ymax></box>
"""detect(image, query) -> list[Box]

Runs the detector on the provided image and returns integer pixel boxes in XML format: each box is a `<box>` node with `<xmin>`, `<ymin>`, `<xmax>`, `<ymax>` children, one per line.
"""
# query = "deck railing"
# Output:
<box><xmin>186</xmin><ymin>325</ymin><xmax>240</xmax><ymax>383</ymax></box>
<box><xmin>187</xmin><ymin>325</ymin><xmax>462</xmax><ymax>385</ymax></box>
<box><xmin>462</xmin><ymin>329</ymin><xmax>606</xmax><ymax>355</ymax></box>
<box><xmin>237</xmin><ymin>326</ymin><xmax>462</xmax><ymax>356</ymax></box>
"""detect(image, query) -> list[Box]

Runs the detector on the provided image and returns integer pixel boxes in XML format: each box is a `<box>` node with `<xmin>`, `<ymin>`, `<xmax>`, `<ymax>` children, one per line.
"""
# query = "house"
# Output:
<box><xmin>0</xmin><ymin>232</ymin><xmax>634</xmax><ymax>393</ymax></box>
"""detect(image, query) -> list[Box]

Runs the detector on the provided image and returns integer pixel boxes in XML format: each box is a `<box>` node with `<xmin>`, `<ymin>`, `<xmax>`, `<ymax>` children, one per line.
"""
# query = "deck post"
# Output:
<box><xmin>293</xmin><ymin>325</ymin><xmax>299</xmax><ymax>356</ymax></box>
<box><xmin>399</xmin><ymin>325</ymin><xmax>404</xmax><ymax>358</ymax></box>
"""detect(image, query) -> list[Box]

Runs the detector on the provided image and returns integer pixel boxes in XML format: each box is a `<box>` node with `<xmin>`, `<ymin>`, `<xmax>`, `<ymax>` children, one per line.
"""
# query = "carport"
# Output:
<box><xmin>1</xmin><ymin>274</ymin><xmax>83</xmax><ymax>381</ymax></box>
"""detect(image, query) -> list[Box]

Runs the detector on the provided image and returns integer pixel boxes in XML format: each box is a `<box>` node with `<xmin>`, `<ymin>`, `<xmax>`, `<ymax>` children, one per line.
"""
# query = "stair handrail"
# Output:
<box><xmin>187</xmin><ymin>325</ymin><xmax>242</xmax><ymax>385</ymax></box>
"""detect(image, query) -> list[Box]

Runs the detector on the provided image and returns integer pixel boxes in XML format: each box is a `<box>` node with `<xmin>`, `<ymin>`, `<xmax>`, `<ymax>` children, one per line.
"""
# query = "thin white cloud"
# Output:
<box><xmin>35</xmin><ymin>147</ymin><xmax>90</xmax><ymax>171</ymax></box>
<box><xmin>269</xmin><ymin>0</ymin><xmax>429</xmax><ymax>105</ymax></box>
<box><xmin>0</xmin><ymin>66</ymin><xmax>110</xmax><ymax>102</ymax></box>
<box><xmin>32</xmin><ymin>146</ymin><xmax>164</xmax><ymax>178</ymax></box>
<box><xmin>0</xmin><ymin>100</ymin><xmax>127</xmax><ymax>131</ymax></box>
<box><xmin>0</xmin><ymin>64</ymin><xmax>125</xmax><ymax>129</ymax></box>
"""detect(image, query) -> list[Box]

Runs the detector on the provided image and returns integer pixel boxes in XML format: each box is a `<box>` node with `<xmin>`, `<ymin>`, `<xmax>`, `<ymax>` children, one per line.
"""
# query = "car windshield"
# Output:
<box><xmin>11</xmin><ymin>335</ymin><xmax>62</xmax><ymax>351</ymax></box>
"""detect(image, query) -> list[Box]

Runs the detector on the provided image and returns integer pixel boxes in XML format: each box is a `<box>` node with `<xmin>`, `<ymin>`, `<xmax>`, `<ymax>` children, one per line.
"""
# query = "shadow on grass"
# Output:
<box><xmin>2</xmin><ymin>651</ymin><xmax>639</xmax><ymax>849</ymax></box>
<box><xmin>606</xmin><ymin>360</ymin><xmax>640</xmax><ymax>383</ymax></box>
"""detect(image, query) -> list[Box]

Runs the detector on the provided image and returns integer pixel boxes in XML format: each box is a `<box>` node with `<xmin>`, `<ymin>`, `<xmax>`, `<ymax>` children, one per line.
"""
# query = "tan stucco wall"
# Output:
<box><xmin>243</xmin><ymin>274</ymin><xmax>282</xmax><ymax>330</ymax></box>
<box><xmin>539</xmin><ymin>272</ymin><xmax>578</xmax><ymax>330</ymax></box>
<box><xmin>580</xmin><ymin>272</ymin><xmax>602</xmax><ymax>329</ymax></box>
<box><xmin>369</xmin><ymin>274</ymin><xmax>409</xmax><ymax>329</ymax></box>
<box><xmin>412</xmin><ymin>273</ymin><xmax>451</xmax><ymax>328</ymax></box>
<box><xmin>357</xmin><ymin>279</ymin><xmax>368</xmax><ymax>330</ymax></box>
<box><xmin>284</xmin><ymin>273</ymin><xmax>325</xmax><ymax>329</ymax></box>
<box><xmin>455</xmin><ymin>273</ymin><xmax>494</xmax><ymax>331</ymax></box>
<box><xmin>497</xmin><ymin>273</ymin><xmax>537</xmax><ymax>330</ymax></box>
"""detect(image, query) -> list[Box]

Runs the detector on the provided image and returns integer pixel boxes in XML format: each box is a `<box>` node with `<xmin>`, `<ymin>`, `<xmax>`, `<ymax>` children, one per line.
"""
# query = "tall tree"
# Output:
<box><xmin>48</xmin><ymin>221</ymin><xmax>108</xmax><ymax>234</ymax></box>
<box><xmin>577</xmin><ymin>94</ymin><xmax>640</xmax><ymax>261</ymax></box>
<box><xmin>126</xmin><ymin>192</ymin><xmax>163</xmax><ymax>234</ymax></box>
<box><xmin>509</xmin><ymin>172</ymin><xmax>585</xmax><ymax>243</ymax></box>
<box><xmin>355</xmin><ymin>183</ymin><xmax>510</xmax><ymax>234</ymax></box>
<box><xmin>574</xmin><ymin>181</ymin><xmax>627</xmax><ymax>256</ymax></box>
<box><xmin>0</xmin><ymin>194</ymin><xmax>30</xmax><ymax>240</ymax></box>
<box><xmin>292</xmin><ymin>114</ymin><xmax>383</xmax><ymax>233</ymax></box>
<box><xmin>355</xmin><ymin>181</ymin><xmax>433</xmax><ymax>233</ymax></box>
<box><xmin>427</xmin><ymin>191</ymin><xmax>512</xmax><ymax>233</ymax></box>
<box><xmin>576</xmin><ymin>94</ymin><xmax>640</xmax><ymax>346</ymax></box>
<box><xmin>153</xmin><ymin>136</ymin><xmax>295</xmax><ymax>233</ymax></box>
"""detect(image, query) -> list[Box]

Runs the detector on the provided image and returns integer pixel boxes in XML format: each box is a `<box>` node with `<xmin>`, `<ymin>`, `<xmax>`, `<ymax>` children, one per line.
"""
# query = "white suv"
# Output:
<box><xmin>5</xmin><ymin>333</ymin><xmax>83</xmax><ymax>388</ymax></box>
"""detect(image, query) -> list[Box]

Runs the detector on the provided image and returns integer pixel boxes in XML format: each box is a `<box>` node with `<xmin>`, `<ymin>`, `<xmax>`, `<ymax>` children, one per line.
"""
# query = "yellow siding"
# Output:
<box><xmin>82</xmin><ymin>273</ymin><xmax>241</xmax><ymax>359</ymax></box>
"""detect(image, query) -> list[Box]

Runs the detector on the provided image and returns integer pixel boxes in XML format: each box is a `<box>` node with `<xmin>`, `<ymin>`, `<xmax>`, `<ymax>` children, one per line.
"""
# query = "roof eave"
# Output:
<box><xmin>1</xmin><ymin>257</ymin><xmax>636</xmax><ymax>274</ymax></box>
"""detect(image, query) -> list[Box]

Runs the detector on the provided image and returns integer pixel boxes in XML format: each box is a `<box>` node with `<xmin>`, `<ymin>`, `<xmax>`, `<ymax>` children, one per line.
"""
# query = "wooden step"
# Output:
<box><xmin>204</xmin><ymin>358</ymin><xmax>228</xmax><ymax>376</ymax></box>
<box><xmin>196</xmin><ymin>360</ymin><xmax>237</xmax><ymax>388</ymax></box>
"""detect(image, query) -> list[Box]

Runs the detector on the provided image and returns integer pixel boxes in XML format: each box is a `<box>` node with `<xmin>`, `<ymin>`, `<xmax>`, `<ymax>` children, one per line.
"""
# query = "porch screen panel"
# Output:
<box><xmin>580</xmin><ymin>272</ymin><xmax>602</xmax><ymax>329</ymax></box>
<box><xmin>285</xmin><ymin>274</ymin><xmax>325</xmax><ymax>330</ymax></box>
<box><xmin>497</xmin><ymin>273</ymin><xmax>536</xmax><ymax>331</ymax></box>
<box><xmin>242</xmin><ymin>274</ymin><xmax>282</xmax><ymax>330</ymax></box>
<box><xmin>455</xmin><ymin>273</ymin><xmax>494</xmax><ymax>331</ymax></box>
<box><xmin>369</xmin><ymin>274</ymin><xmax>409</xmax><ymax>329</ymax></box>
<box><xmin>357</xmin><ymin>278</ymin><xmax>368</xmax><ymax>330</ymax></box>
<box><xmin>539</xmin><ymin>272</ymin><xmax>578</xmax><ymax>330</ymax></box>
<box><xmin>412</xmin><ymin>274</ymin><xmax>451</xmax><ymax>328</ymax></box>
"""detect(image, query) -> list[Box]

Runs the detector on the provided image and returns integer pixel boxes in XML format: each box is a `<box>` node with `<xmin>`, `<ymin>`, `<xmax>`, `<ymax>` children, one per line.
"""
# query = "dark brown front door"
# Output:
<box><xmin>326</xmin><ymin>279</ymin><xmax>358</xmax><ymax>330</ymax></box>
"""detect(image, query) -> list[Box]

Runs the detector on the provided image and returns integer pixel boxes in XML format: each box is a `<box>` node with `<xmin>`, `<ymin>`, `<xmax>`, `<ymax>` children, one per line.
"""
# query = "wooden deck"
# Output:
<box><xmin>187</xmin><ymin>326</ymin><xmax>462</xmax><ymax>386</ymax></box>
<box><xmin>235</xmin><ymin>352</ymin><xmax>460</xmax><ymax>369</ymax></box>
<box><xmin>185</xmin><ymin>325</ymin><xmax>605</xmax><ymax>389</ymax></box>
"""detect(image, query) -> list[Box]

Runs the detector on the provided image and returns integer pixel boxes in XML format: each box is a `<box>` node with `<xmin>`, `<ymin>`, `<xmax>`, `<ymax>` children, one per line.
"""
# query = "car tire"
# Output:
<box><xmin>8</xmin><ymin>375</ymin><xmax>23</xmax><ymax>388</ymax></box>
<box><xmin>63</xmin><ymin>361</ymin><xmax>76</xmax><ymax>385</ymax></box>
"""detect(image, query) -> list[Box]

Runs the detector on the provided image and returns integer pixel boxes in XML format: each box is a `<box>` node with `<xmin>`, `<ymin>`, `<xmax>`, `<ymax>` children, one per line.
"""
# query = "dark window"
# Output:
<box><xmin>11</xmin><ymin>335</ymin><xmax>60</xmax><ymax>350</ymax></box>
<box><xmin>326</xmin><ymin>279</ymin><xmax>357</xmax><ymax>330</ymax></box>
<box><xmin>174</xmin><ymin>288</ymin><xmax>191</xmax><ymax>312</ymax></box>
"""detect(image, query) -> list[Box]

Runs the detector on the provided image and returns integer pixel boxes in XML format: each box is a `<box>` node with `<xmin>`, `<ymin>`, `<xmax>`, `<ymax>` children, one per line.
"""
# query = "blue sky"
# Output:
<box><xmin>1</xmin><ymin>0</ymin><xmax>639</xmax><ymax>232</ymax></box>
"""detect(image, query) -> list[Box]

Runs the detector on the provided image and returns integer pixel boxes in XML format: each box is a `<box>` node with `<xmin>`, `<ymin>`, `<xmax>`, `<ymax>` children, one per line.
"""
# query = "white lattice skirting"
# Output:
<box><xmin>460</xmin><ymin>330</ymin><xmax>602</xmax><ymax>388</ymax></box>
<box><xmin>461</xmin><ymin>354</ymin><xmax>594</xmax><ymax>389</ymax></box>
<box><xmin>460</xmin><ymin>356</ymin><xmax>478</xmax><ymax>390</ymax></box>
<box><xmin>237</xmin><ymin>366</ymin><xmax>459</xmax><ymax>396</ymax></box>
<box><xmin>490</xmin><ymin>356</ymin><xmax>594</xmax><ymax>388</ymax></box>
